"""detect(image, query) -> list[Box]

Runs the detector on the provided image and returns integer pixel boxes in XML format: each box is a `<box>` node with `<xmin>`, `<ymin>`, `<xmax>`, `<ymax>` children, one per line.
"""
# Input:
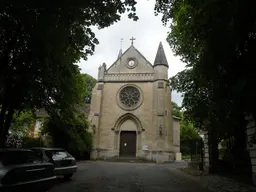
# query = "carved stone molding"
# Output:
<box><xmin>112</xmin><ymin>113</ymin><xmax>143</xmax><ymax>132</ymax></box>
<box><xmin>104</xmin><ymin>73</ymin><xmax>154</xmax><ymax>81</ymax></box>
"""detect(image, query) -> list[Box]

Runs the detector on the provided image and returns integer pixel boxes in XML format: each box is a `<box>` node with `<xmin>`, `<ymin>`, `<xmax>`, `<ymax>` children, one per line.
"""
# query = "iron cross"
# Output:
<box><xmin>130</xmin><ymin>37</ymin><xmax>136</xmax><ymax>45</ymax></box>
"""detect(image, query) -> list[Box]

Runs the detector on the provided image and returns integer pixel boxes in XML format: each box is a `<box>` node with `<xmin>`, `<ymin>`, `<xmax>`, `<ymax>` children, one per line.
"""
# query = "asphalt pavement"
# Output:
<box><xmin>49</xmin><ymin>161</ymin><xmax>209</xmax><ymax>192</ymax></box>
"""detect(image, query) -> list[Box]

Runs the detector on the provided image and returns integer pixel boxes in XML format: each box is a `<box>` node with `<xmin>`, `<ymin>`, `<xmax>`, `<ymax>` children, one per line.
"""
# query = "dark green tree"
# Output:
<box><xmin>155</xmin><ymin>0</ymin><xmax>254</xmax><ymax>174</ymax></box>
<box><xmin>42</xmin><ymin>110</ymin><xmax>92</xmax><ymax>159</ymax></box>
<box><xmin>9</xmin><ymin>110</ymin><xmax>36</xmax><ymax>136</ymax></box>
<box><xmin>0</xmin><ymin>2</ymin><xmax>139</xmax><ymax>147</ymax></box>
<box><xmin>41</xmin><ymin>71</ymin><xmax>92</xmax><ymax>158</ymax></box>
<box><xmin>82</xmin><ymin>74</ymin><xmax>97</xmax><ymax>104</ymax></box>
<box><xmin>172</xmin><ymin>101</ymin><xmax>200</xmax><ymax>155</ymax></box>
<box><xmin>171</xmin><ymin>101</ymin><xmax>182</xmax><ymax>118</ymax></box>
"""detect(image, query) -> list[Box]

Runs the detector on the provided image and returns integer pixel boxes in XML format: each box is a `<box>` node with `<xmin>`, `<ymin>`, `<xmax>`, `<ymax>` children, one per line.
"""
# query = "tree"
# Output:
<box><xmin>180</xmin><ymin>117</ymin><xmax>201</xmax><ymax>156</ymax></box>
<box><xmin>40</xmin><ymin>70</ymin><xmax>93</xmax><ymax>159</ymax></box>
<box><xmin>0</xmin><ymin>2</ymin><xmax>139</xmax><ymax>147</ymax></box>
<box><xmin>155</xmin><ymin>0</ymin><xmax>256</xmax><ymax>137</ymax></box>
<box><xmin>154</xmin><ymin>0</ymin><xmax>254</xmax><ymax>174</ymax></box>
<box><xmin>180</xmin><ymin>115</ymin><xmax>200</xmax><ymax>143</ymax></box>
<box><xmin>171</xmin><ymin>101</ymin><xmax>182</xmax><ymax>118</ymax></box>
<box><xmin>42</xmin><ymin>110</ymin><xmax>92</xmax><ymax>159</ymax></box>
<box><xmin>171</xmin><ymin>101</ymin><xmax>200</xmax><ymax>155</ymax></box>
<box><xmin>82</xmin><ymin>74</ymin><xmax>97</xmax><ymax>104</ymax></box>
<box><xmin>9</xmin><ymin>110</ymin><xmax>36</xmax><ymax>136</ymax></box>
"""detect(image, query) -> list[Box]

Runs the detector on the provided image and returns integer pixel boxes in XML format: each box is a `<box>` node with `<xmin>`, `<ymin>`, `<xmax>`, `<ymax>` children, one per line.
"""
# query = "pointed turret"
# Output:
<box><xmin>98</xmin><ymin>62</ymin><xmax>106</xmax><ymax>81</ymax></box>
<box><xmin>153</xmin><ymin>42</ymin><xmax>169</xmax><ymax>68</ymax></box>
<box><xmin>117</xmin><ymin>49</ymin><xmax>122</xmax><ymax>59</ymax></box>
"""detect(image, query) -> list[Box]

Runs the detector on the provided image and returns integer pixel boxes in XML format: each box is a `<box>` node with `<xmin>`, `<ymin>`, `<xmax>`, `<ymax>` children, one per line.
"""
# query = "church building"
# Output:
<box><xmin>88</xmin><ymin>39</ymin><xmax>181</xmax><ymax>162</ymax></box>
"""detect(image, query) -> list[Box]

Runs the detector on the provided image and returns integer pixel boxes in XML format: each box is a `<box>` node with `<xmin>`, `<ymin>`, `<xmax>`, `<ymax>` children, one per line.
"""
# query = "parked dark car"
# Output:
<box><xmin>0</xmin><ymin>148</ymin><xmax>56</xmax><ymax>192</ymax></box>
<box><xmin>31</xmin><ymin>148</ymin><xmax>77</xmax><ymax>179</ymax></box>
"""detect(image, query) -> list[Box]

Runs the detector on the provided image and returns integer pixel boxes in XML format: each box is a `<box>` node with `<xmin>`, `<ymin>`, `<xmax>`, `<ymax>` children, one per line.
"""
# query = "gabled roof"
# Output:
<box><xmin>106</xmin><ymin>45</ymin><xmax>153</xmax><ymax>72</ymax></box>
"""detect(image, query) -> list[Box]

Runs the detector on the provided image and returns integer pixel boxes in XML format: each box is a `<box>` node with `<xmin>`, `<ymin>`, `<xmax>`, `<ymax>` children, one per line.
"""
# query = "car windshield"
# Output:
<box><xmin>45</xmin><ymin>150</ymin><xmax>72</xmax><ymax>160</ymax></box>
<box><xmin>0</xmin><ymin>150</ymin><xmax>42</xmax><ymax>166</ymax></box>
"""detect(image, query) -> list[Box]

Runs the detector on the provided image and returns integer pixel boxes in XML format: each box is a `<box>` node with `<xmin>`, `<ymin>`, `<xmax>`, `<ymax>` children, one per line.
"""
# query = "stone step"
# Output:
<box><xmin>104</xmin><ymin>156</ymin><xmax>154</xmax><ymax>163</ymax></box>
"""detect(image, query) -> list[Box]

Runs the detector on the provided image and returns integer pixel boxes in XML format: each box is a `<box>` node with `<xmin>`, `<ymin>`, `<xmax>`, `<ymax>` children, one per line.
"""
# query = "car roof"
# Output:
<box><xmin>0</xmin><ymin>148</ymin><xmax>32</xmax><ymax>152</ymax></box>
<box><xmin>31</xmin><ymin>147</ymin><xmax>65</xmax><ymax>151</ymax></box>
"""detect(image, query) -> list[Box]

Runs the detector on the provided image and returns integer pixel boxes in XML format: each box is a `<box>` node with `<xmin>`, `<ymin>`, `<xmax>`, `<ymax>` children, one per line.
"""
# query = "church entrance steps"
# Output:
<box><xmin>102</xmin><ymin>156</ymin><xmax>155</xmax><ymax>163</ymax></box>
<box><xmin>96</xmin><ymin>156</ymin><xmax>178</xmax><ymax>164</ymax></box>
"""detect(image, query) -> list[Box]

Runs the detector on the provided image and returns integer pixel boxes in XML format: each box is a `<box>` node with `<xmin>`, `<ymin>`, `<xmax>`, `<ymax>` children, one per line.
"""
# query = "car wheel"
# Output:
<box><xmin>64</xmin><ymin>174</ymin><xmax>73</xmax><ymax>180</ymax></box>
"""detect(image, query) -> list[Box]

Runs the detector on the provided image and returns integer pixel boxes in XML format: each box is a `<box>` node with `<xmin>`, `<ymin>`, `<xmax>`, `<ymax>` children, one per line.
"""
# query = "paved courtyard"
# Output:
<box><xmin>49</xmin><ymin>161</ymin><xmax>209</xmax><ymax>192</ymax></box>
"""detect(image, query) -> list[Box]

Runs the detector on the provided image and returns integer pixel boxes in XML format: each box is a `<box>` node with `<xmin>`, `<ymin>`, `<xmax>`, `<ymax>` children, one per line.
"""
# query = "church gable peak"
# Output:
<box><xmin>106</xmin><ymin>45</ymin><xmax>153</xmax><ymax>74</ymax></box>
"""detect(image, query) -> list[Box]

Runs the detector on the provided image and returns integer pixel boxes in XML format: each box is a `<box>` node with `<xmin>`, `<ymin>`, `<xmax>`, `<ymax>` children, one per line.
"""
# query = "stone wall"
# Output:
<box><xmin>245</xmin><ymin>114</ymin><xmax>256</xmax><ymax>185</ymax></box>
<box><xmin>202</xmin><ymin>121</ymin><xmax>256</xmax><ymax>185</ymax></box>
<box><xmin>202</xmin><ymin>132</ymin><xmax>210</xmax><ymax>173</ymax></box>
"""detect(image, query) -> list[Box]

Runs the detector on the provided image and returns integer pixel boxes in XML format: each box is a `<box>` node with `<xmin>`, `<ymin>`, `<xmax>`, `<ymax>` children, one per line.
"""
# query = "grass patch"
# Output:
<box><xmin>182</xmin><ymin>155</ymin><xmax>191</xmax><ymax>160</ymax></box>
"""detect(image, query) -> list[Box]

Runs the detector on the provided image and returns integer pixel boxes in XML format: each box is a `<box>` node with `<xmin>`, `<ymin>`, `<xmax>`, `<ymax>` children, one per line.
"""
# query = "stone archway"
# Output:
<box><xmin>113</xmin><ymin>113</ymin><xmax>143</xmax><ymax>132</ymax></box>
<box><xmin>112</xmin><ymin>113</ymin><xmax>143</xmax><ymax>156</ymax></box>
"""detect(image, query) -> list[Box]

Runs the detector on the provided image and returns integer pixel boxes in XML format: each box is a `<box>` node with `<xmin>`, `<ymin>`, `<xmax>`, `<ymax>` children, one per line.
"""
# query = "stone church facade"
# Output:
<box><xmin>88</xmin><ymin>41</ymin><xmax>181</xmax><ymax>162</ymax></box>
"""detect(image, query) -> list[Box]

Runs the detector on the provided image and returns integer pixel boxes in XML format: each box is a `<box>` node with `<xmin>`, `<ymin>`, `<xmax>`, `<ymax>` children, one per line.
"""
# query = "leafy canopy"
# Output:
<box><xmin>0</xmin><ymin>2</ymin><xmax>139</xmax><ymax>146</ymax></box>
<box><xmin>82</xmin><ymin>74</ymin><xmax>97</xmax><ymax>104</ymax></box>
<box><xmin>171</xmin><ymin>101</ymin><xmax>182</xmax><ymax>118</ymax></box>
<box><xmin>9</xmin><ymin>110</ymin><xmax>36</xmax><ymax>136</ymax></box>
<box><xmin>155</xmin><ymin>0</ymin><xmax>255</xmax><ymax>139</ymax></box>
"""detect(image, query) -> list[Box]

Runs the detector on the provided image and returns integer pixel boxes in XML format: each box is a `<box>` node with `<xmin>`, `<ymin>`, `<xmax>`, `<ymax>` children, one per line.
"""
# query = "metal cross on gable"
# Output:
<box><xmin>130</xmin><ymin>37</ymin><xmax>136</xmax><ymax>45</ymax></box>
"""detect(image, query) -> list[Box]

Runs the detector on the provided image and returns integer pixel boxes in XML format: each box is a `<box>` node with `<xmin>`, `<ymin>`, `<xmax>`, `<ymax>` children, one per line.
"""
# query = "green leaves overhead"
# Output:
<box><xmin>171</xmin><ymin>101</ymin><xmax>182</xmax><ymax>118</ymax></box>
<box><xmin>155</xmin><ymin>0</ymin><xmax>256</xmax><ymax>142</ymax></box>
<box><xmin>0</xmin><ymin>1</ymin><xmax>139</xmax><ymax>146</ymax></box>
<box><xmin>10</xmin><ymin>110</ymin><xmax>36</xmax><ymax>136</ymax></box>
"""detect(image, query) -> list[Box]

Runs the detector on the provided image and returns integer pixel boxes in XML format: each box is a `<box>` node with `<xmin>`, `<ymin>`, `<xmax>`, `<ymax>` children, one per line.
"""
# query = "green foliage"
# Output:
<box><xmin>5</xmin><ymin>133</ymin><xmax>23</xmax><ymax>148</ymax></box>
<box><xmin>41</xmin><ymin>134</ymin><xmax>53</xmax><ymax>148</ymax></box>
<box><xmin>155</xmin><ymin>0</ymin><xmax>251</xmax><ymax>139</ymax></box>
<box><xmin>219</xmin><ymin>138</ymin><xmax>234</xmax><ymax>161</ymax></box>
<box><xmin>171</xmin><ymin>101</ymin><xmax>199</xmax><ymax>141</ymax></box>
<box><xmin>22</xmin><ymin>137</ymin><xmax>43</xmax><ymax>148</ymax></box>
<box><xmin>155</xmin><ymin>0</ymin><xmax>254</xmax><ymax>174</ymax></box>
<box><xmin>42</xmin><ymin>110</ymin><xmax>92</xmax><ymax>157</ymax></box>
<box><xmin>0</xmin><ymin>1</ymin><xmax>139</xmax><ymax>146</ymax></box>
<box><xmin>180</xmin><ymin>120</ymin><xmax>200</xmax><ymax>143</ymax></box>
<box><xmin>171</xmin><ymin>101</ymin><xmax>182</xmax><ymax>118</ymax></box>
<box><xmin>171</xmin><ymin>101</ymin><xmax>200</xmax><ymax>155</ymax></box>
<box><xmin>10</xmin><ymin>110</ymin><xmax>36</xmax><ymax>136</ymax></box>
<box><xmin>180</xmin><ymin>117</ymin><xmax>201</xmax><ymax>155</ymax></box>
<box><xmin>82</xmin><ymin>74</ymin><xmax>97</xmax><ymax>104</ymax></box>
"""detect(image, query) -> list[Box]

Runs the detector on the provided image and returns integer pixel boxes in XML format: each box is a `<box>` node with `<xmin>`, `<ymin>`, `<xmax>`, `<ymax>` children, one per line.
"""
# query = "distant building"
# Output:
<box><xmin>29</xmin><ymin>104</ymin><xmax>91</xmax><ymax>138</ymax></box>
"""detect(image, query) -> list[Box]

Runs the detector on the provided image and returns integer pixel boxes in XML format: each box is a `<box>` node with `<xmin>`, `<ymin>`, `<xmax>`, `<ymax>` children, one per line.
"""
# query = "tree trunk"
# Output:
<box><xmin>0</xmin><ymin>107</ymin><xmax>14</xmax><ymax>148</ymax></box>
<box><xmin>233</xmin><ymin>113</ymin><xmax>252</xmax><ymax>181</ymax></box>
<box><xmin>208</xmin><ymin>127</ymin><xmax>219</xmax><ymax>173</ymax></box>
<box><xmin>0</xmin><ymin>105</ymin><xmax>7</xmax><ymax>148</ymax></box>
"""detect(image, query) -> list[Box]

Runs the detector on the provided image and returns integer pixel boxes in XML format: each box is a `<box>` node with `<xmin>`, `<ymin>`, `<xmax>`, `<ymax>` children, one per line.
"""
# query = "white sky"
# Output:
<box><xmin>78</xmin><ymin>0</ymin><xmax>185</xmax><ymax>106</ymax></box>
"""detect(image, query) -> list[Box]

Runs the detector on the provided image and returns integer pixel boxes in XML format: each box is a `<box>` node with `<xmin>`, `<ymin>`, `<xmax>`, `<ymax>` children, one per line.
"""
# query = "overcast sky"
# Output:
<box><xmin>78</xmin><ymin>0</ymin><xmax>185</xmax><ymax>106</ymax></box>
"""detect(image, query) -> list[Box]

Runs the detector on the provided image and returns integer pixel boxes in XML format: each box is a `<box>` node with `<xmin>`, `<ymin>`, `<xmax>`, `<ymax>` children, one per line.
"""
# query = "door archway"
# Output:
<box><xmin>112</xmin><ymin>113</ymin><xmax>143</xmax><ymax>156</ymax></box>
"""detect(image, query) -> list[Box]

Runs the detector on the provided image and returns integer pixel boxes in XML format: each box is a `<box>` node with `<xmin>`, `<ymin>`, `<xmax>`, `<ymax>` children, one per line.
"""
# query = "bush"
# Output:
<box><xmin>5</xmin><ymin>133</ymin><xmax>23</xmax><ymax>148</ymax></box>
<box><xmin>5</xmin><ymin>132</ymin><xmax>53</xmax><ymax>149</ymax></box>
<box><xmin>22</xmin><ymin>137</ymin><xmax>43</xmax><ymax>148</ymax></box>
<box><xmin>41</xmin><ymin>134</ymin><xmax>53</xmax><ymax>147</ymax></box>
<box><xmin>42</xmin><ymin>111</ymin><xmax>92</xmax><ymax>160</ymax></box>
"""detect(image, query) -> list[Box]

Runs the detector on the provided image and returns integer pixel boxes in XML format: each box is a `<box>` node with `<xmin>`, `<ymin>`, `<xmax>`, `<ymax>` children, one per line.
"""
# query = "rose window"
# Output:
<box><xmin>119</xmin><ymin>86</ymin><xmax>140</xmax><ymax>107</ymax></box>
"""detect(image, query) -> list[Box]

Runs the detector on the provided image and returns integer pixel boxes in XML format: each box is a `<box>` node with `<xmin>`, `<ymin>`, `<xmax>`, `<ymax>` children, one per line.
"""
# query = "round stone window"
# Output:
<box><xmin>117</xmin><ymin>85</ymin><xmax>143</xmax><ymax>110</ymax></box>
